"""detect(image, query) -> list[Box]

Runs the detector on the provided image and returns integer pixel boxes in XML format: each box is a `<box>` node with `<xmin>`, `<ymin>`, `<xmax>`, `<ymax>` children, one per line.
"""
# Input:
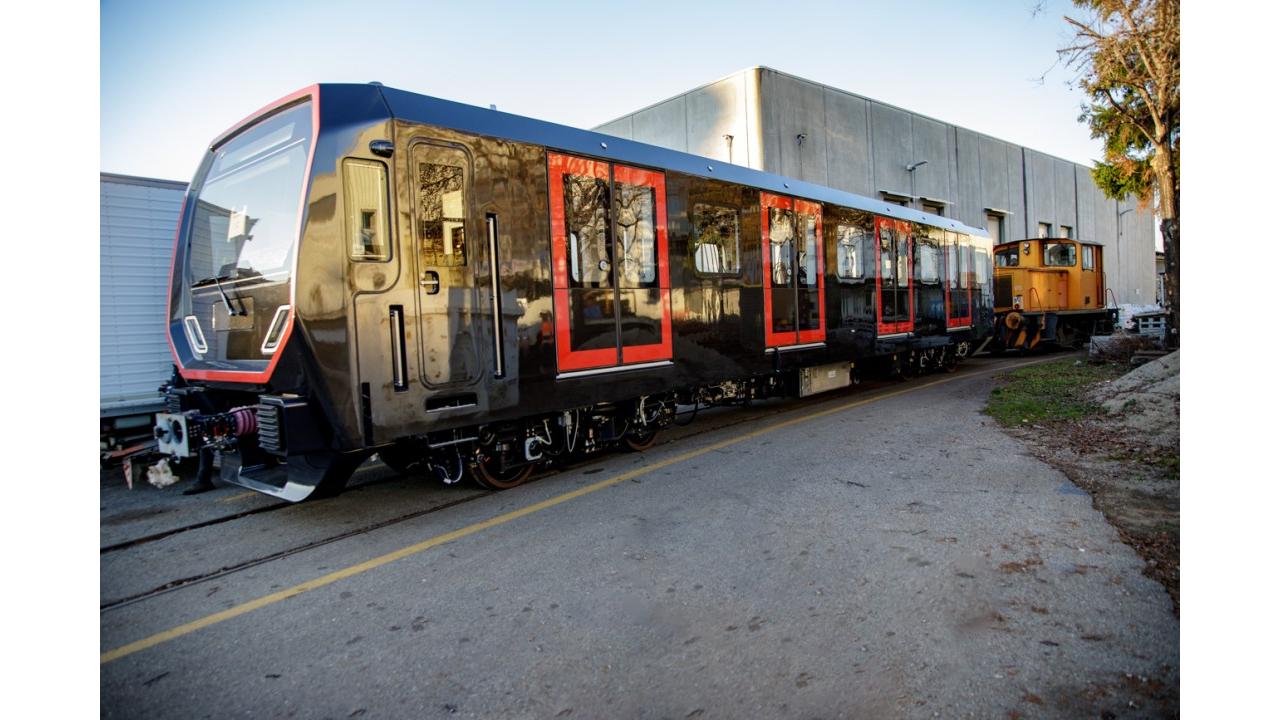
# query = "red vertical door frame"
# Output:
<box><xmin>942</xmin><ymin>231</ymin><xmax>952</xmax><ymax>325</ymax></box>
<box><xmin>614</xmin><ymin>164</ymin><xmax>673</xmax><ymax>364</ymax></box>
<box><xmin>760</xmin><ymin>192</ymin><xmax>796</xmax><ymax>348</ymax></box>
<box><xmin>794</xmin><ymin>198</ymin><xmax>826</xmax><ymax>345</ymax></box>
<box><xmin>945</xmin><ymin>232</ymin><xmax>973</xmax><ymax>328</ymax></box>
<box><xmin>548</xmin><ymin>152</ymin><xmax>616</xmax><ymax>372</ymax></box>
<box><xmin>875</xmin><ymin>217</ymin><xmax>914</xmax><ymax>335</ymax></box>
<box><xmin>548</xmin><ymin>153</ymin><xmax>673</xmax><ymax>372</ymax></box>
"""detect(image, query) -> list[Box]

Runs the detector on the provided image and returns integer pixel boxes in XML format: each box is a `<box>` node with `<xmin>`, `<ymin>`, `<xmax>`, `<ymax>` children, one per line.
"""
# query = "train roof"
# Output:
<box><xmin>996</xmin><ymin>238</ymin><xmax>1105</xmax><ymax>249</ymax></box>
<box><xmin>364</xmin><ymin>83</ymin><xmax>989</xmax><ymax>239</ymax></box>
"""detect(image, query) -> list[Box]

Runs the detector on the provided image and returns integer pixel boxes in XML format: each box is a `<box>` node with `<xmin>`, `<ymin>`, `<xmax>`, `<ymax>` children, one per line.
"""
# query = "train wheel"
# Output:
<box><xmin>622</xmin><ymin>426</ymin><xmax>659</xmax><ymax>452</ymax></box>
<box><xmin>469</xmin><ymin>448</ymin><xmax>535</xmax><ymax>490</ymax></box>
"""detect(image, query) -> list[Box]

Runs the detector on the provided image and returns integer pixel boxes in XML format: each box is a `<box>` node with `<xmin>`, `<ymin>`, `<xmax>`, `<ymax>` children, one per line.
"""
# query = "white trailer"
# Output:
<box><xmin>100</xmin><ymin>172</ymin><xmax>186</xmax><ymax>452</ymax></box>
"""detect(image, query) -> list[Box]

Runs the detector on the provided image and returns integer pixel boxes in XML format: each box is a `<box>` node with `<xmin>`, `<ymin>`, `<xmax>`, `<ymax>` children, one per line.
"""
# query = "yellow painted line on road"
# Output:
<box><xmin>101</xmin><ymin>356</ymin><xmax>1050</xmax><ymax>665</ymax></box>
<box><xmin>217</xmin><ymin>491</ymin><xmax>259</xmax><ymax>504</ymax></box>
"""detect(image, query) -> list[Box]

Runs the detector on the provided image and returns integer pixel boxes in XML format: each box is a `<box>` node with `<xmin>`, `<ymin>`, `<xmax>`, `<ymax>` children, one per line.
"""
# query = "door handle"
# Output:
<box><xmin>420</xmin><ymin>270</ymin><xmax>440</xmax><ymax>294</ymax></box>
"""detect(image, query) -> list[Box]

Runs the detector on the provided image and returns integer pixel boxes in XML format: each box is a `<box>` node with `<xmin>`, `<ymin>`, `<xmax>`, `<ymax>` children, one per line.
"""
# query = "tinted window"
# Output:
<box><xmin>344</xmin><ymin>159</ymin><xmax>390</xmax><ymax>261</ymax></box>
<box><xmin>797</xmin><ymin>211</ymin><xmax>818</xmax><ymax>289</ymax></box>
<box><xmin>614</xmin><ymin>181</ymin><xmax>656</xmax><ymax>285</ymax></box>
<box><xmin>691</xmin><ymin>203</ymin><xmax>741</xmax><ymax>275</ymax></box>
<box><xmin>836</xmin><ymin>224</ymin><xmax>870</xmax><ymax>280</ymax></box>
<box><xmin>916</xmin><ymin>234</ymin><xmax>941</xmax><ymax>283</ymax></box>
<box><xmin>190</xmin><ymin>101</ymin><xmax>312</xmax><ymax>283</ymax></box>
<box><xmin>769</xmin><ymin>207</ymin><xmax>794</xmax><ymax>286</ymax></box>
<box><xmin>418</xmin><ymin>162</ymin><xmax>467</xmax><ymax>267</ymax></box>
<box><xmin>563</xmin><ymin>174</ymin><xmax>610</xmax><ymax>286</ymax></box>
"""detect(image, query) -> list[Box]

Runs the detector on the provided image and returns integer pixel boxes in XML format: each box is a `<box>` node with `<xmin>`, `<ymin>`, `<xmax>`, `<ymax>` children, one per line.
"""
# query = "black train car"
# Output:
<box><xmin>153</xmin><ymin>83</ymin><xmax>993</xmax><ymax>501</ymax></box>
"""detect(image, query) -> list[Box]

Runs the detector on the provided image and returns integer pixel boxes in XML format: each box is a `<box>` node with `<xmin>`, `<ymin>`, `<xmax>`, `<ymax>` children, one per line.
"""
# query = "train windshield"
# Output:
<box><xmin>188</xmin><ymin>101</ymin><xmax>313</xmax><ymax>285</ymax></box>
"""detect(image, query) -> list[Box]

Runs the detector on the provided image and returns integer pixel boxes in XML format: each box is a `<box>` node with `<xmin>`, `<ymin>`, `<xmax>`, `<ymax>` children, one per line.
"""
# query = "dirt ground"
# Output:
<box><xmin>993</xmin><ymin>352</ymin><xmax>1181</xmax><ymax>613</ymax></box>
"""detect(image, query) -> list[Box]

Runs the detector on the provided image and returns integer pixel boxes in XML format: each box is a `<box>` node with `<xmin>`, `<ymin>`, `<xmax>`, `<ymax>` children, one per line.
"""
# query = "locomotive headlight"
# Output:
<box><xmin>1013</xmin><ymin>295</ymin><xmax>1023</xmax><ymax>308</ymax></box>
<box><xmin>182</xmin><ymin>315</ymin><xmax>207</xmax><ymax>357</ymax></box>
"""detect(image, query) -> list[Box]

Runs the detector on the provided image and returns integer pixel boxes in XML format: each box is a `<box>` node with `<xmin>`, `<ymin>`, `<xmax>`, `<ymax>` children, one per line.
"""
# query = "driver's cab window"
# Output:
<box><xmin>995</xmin><ymin>246</ymin><xmax>1019</xmax><ymax>267</ymax></box>
<box><xmin>1043</xmin><ymin>242</ymin><xmax>1077</xmax><ymax>267</ymax></box>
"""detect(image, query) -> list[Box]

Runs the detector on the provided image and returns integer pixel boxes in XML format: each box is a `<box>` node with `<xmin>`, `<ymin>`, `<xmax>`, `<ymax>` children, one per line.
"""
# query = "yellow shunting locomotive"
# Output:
<box><xmin>992</xmin><ymin>238</ymin><xmax>1117</xmax><ymax>351</ymax></box>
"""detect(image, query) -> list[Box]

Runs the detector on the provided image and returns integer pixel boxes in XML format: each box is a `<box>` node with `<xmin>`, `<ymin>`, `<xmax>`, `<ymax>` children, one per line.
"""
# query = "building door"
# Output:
<box><xmin>875</xmin><ymin>217</ymin><xmax>913</xmax><ymax>335</ymax></box>
<box><xmin>548</xmin><ymin>152</ymin><xmax>672</xmax><ymax>373</ymax></box>
<box><xmin>760</xmin><ymin>192</ymin><xmax>825</xmax><ymax>347</ymax></box>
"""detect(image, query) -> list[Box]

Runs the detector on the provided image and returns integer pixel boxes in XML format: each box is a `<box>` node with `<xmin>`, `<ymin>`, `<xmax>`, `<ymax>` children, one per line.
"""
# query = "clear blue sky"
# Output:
<box><xmin>102</xmin><ymin>0</ymin><xmax>1099</xmax><ymax>181</ymax></box>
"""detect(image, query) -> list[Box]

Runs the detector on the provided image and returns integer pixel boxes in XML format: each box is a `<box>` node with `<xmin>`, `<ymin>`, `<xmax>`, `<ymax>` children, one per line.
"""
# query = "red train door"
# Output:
<box><xmin>875</xmin><ymin>217</ymin><xmax>913</xmax><ymax>335</ymax></box>
<box><xmin>944</xmin><ymin>231</ymin><xmax>973</xmax><ymax>329</ymax></box>
<box><xmin>760</xmin><ymin>192</ymin><xmax>825</xmax><ymax>347</ymax></box>
<box><xmin>548</xmin><ymin>152</ymin><xmax>672</xmax><ymax>373</ymax></box>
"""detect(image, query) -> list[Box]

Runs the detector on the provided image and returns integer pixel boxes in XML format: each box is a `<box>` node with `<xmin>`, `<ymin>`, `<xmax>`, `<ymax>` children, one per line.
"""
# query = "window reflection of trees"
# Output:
<box><xmin>798</xmin><ymin>214</ymin><xmax>817</xmax><ymax>288</ymax></box>
<box><xmin>418</xmin><ymin>163</ymin><xmax>466</xmax><ymax>267</ymax></box>
<box><xmin>836</xmin><ymin>225</ymin><xmax>870</xmax><ymax>280</ymax></box>
<box><xmin>692</xmin><ymin>204</ymin><xmax>740</xmax><ymax>275</ymax></box>
<box><xmin>769</xmin><ymin>208</ymin><xmax>794</xmax><ymax>286</ymax></box>
<box><xmin>564</xmin><ymin>175</ymin><xmax>609</xmax><ymax>287</ymax></box>
<box><xmin>614</xmin><ymin>182</ymin><xmax>656</xmax><ymax>286</ymax></box>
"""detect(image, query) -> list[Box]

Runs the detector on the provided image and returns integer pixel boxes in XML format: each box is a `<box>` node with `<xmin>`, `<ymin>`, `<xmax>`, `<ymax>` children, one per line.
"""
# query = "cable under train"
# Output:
<box><xmin>152</xmin><ymin>83</ymin><xmax>996</xmax><ymax>501</ymax></box>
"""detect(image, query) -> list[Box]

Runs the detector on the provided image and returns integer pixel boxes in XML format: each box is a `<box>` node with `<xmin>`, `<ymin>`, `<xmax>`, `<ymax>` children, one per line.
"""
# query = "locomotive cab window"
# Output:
<box><xmin>344</xmin><ymin>159</ymin><xmax>391</xmax><ymax>261</ymax></box>
<box><xmin>416</xmin><ymin>149</ymin><xmax>469</xmax><ymax>267</ymax></box>
<box><xmin>691</xmin><ymin>203</ymin><xmax>741</xmax><ymax>276</ymax></box>
<box><xmin>1082</xmin><ymin>245</ymin><xmax>1096</xmax><ymax>270</ymax></box>
<box><xmin>1043</xmin><ymin>241</ymin><xmax>1077</xmax><ymax>267</ymax></box>
<box><xmin>995</xmin><ymin>246</ymin><xmax>1019</xmax><ymax>267</ymax></box>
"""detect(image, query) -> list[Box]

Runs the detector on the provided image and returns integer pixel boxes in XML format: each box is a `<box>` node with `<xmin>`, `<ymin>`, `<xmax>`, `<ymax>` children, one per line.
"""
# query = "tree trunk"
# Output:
<box><xmin>1161</xmin><ymin>217</ymin><xmax>1178</xmax><ymax>350</ymax></box>
<box><xmin>1153</xmin><ymin>142</ymin><xmax>1179</xmax><ymax>349</ymax></box>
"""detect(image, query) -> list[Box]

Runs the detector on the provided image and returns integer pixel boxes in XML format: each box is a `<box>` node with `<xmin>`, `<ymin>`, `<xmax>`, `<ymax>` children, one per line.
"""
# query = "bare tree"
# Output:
<box><xmin>1060</xmin><ymin>0</ymin><xmax>1179</xmax><ymax>348</ymax></box>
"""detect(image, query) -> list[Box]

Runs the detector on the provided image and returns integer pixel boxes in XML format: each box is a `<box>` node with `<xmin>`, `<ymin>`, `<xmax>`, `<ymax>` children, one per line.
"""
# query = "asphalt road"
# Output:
<box><xmin>100</xmin><ymin>356</ymin><xmax>1179</xmax><ymax>718</ymax></box>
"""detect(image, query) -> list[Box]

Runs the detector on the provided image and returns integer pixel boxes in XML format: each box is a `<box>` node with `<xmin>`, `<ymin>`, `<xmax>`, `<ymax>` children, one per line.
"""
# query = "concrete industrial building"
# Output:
<box><xmin>594</xmin><ymin>66</ymin><xmax>1158</xmax><ymax>306</ymax></box>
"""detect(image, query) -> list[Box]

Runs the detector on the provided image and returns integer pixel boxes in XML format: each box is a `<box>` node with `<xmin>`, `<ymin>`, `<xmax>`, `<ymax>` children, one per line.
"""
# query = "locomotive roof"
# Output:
<box><xmin>364</xmin><ymin>83</ymin><xmax>989</xmax><ymax>239</ymax></box>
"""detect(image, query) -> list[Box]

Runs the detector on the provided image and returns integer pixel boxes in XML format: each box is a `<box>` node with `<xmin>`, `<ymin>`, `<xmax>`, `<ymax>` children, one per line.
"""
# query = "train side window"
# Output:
<box><xmin>344</xmin><ymin>159</ymin><xmax>390</xmax><ymax>262</ymax></box>
<box><xmin>974</xmin><ymin>239</ymin><xmax>990</xmax><ymax>285</ymax></box>
<box><xmin>614</xmin><ymin>180</ymin><xmax>657</xmax><ymax>285</ymax></box>
<box><xmin>1082</xmin><ymin>245</ymin><xmax>1096</xmax><ymax>270</ymax></box>
<box><xmin>563</xmin><ymin>173</ymin><xmax>610</xmax><ymax>287</ymax></box>
<box><xmin>836</xmin><ymin>224</ymin><xmax>870</xmax><ymax>280</ymax></box>
<box><xmin>1043</xmin><ymin>241</ymin><xmax>1077</xmax><ymax>267</ymax></box>
<box><xmin>797</xmin><ymin>212</ymin><xmax>818</xmax><ymax>288</ymax></box>
<box><xmin>691</xmin><ymin>203</ymin><xmax>741</xmax><ymax>276</ymax></box>
<box><xmin>769</xmin><ymin>207</ymin><xmax>795</xmax><ymax>286</ymax></box>
<box><xmin>916</xmin><ymin>231</ymin><xmax>941</xmax><ymax>283</ymax></box>
<box><xmin>417</xmin><ymin>162</ymin><xmax>467</xmax><ymax>267</ymax></box>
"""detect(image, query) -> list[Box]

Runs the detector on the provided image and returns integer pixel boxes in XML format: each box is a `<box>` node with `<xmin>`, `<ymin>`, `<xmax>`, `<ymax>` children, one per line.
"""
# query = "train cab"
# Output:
<box><xmin>992</xmin><ymin>238</ymin><xmax>1116</xmax><ymax>351</ymax></box>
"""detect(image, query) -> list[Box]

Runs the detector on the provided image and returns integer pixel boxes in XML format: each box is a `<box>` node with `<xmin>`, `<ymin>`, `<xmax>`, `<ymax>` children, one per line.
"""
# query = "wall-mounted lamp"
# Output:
<box><xmin>906</xmin><ymin>160</ymin><xmax>929</xmax><ymax>172</ymax></box>
<box><xmin>796</xmin><ymin>133</ymin><xmax>807</xmax><ymax>146</ymax></box>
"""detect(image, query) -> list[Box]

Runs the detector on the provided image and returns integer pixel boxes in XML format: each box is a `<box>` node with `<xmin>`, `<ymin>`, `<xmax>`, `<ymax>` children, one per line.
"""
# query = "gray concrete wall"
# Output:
<box><xmin>592</xmin><ymin>66</ymin><xmax>1158</xmax><ymax>306</ymax></box>
<box><xmin>592</xmin><ymin>71</ymin><xmax>761</xmax><ymax>169</ymax></box>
